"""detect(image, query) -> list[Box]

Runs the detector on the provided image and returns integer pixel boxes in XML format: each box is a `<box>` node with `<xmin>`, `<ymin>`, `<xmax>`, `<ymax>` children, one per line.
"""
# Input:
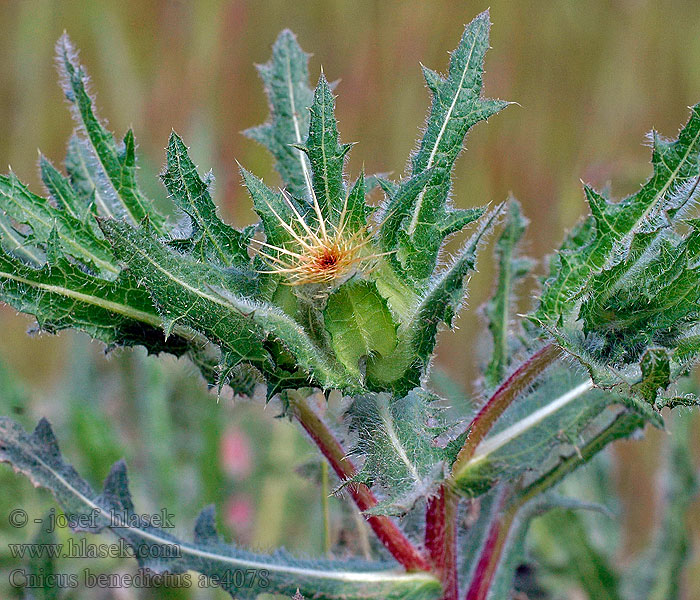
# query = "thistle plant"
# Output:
<box><xmin>0</xmin><ymin>10</ymin><xmax>698</xmax><ymax>600</ymax></box>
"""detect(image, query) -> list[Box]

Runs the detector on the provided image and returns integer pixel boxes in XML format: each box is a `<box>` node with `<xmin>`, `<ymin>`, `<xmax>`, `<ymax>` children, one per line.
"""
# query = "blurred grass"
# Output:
<box><xmin>1</xmin><ymin>0</ymin><xmax>700</xmax><ymax>598</ymax></box>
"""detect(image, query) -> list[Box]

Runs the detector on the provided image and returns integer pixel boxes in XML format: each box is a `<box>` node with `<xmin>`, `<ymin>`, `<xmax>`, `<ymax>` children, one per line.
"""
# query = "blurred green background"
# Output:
<box><xmin>0</xmin><ymin>0</ymin><xmax>699</xmax><ymax>598</ymax></box>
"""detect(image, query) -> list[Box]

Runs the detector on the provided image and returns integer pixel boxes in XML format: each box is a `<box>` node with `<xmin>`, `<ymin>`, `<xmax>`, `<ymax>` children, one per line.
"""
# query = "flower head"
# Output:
<box><xmin>253</xmin><ymin>188</ymin><xmax>386</xmax><ymax>286</ymax></box>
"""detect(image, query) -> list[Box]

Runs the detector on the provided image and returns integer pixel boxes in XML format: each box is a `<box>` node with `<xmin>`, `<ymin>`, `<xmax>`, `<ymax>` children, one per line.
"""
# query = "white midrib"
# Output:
<box><xmin>44</xmin><ymin>167</ymin><xmax>80</xmax><ymax>222</ymax></box>
<box><xmin>129</xmin><ymin>243</ymin><xmax>242</xmax><ymax>314</ymax></box>
<box><xmin>595</xmin><ymin>130</ymin><xmax>700</xmax><ymax>307</ymax></box>
<box><xmin>632</xmin><ymin>126</ymin><xmax>700</xmax><ymax>240</ymax></box>
<box><xmin>20</xmin><ymin>444</ymin><xmax>434</xmax><ymax>586</ymax></box>
<box><xmin>0</xmin><ymin>269</ymin><xmax>200</xmax><ymax>344</ymax></box>
<box><xmin>285</xmin><ymin>54</ymin><xmax>315</xmax><ymax>201</ymax></box>
<box><xmin>466</xmin><ymin>379</ymin><xmax>594</xmax><ymax>468</ymax></box>
<box><xmin>82</xmin><ymin>123</ymin><xmax>140</xmax><ymax>226</ymax></box>
<box><xmin>407</xmin><ymin>30</ymin><xmax>480</xmax><ymax>236</ymax></box>
<box><xmin>379</xmin><ymin>404</ymin><xmax>422</xmax><ymax>483</ymax></box>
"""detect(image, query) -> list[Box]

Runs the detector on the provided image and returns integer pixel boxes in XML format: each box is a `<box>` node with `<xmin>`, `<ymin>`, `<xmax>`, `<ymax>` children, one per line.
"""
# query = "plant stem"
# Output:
<box><xmin>321</xmin><ymin>460</ymin><xmax>331</xmax><ymax>556</ymax></box>
<box><xmin>451</xmin><ymin>343</ymin><xmax>559</xmax><ymax>479</ymax></box>
<box><xmin>425</xmin><ymin>486</ymin><xmax>459</xmax><ymax>600</ymax></box>
<box><xmin>464</xmin><ymin>488</ymin><xmax>515</xmax><ymax>600</ymax></box>
<box><xmin>287</xmin><ymin>390</ymin><xmax>431</xmax><ymax>572</ymax></box>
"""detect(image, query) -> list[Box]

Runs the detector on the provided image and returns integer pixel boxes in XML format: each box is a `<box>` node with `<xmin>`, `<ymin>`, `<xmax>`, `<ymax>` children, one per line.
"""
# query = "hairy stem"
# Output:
<box><xmin>452</xmin><ymin>343</ymin><xmax>560</xmax><ymax>478</ymax></box>
<box><xmin>287</xmin><ymin>391</ymin><xmax>431</xmax><ymax>572</ymax></box>
<box><xmin>425</xmin><ymin>486</ymin><xmax>459</xmax><ymax>600</ymax></box>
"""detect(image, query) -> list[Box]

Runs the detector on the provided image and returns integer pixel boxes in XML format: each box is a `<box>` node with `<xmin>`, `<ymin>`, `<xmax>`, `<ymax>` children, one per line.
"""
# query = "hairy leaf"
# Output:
<box><xmin>64</xmin><ymin>134</ymin><xmax>113</xmax><ymax>219</ymax></box>
<box><xmin>101</xmin><ymin>219</ymin><xmax>358</xmax><ymax>392</ymax></box>
<box><xmin>39</xmin><ymin>153</ymin><xmax>87</xmax><ymax>223</ymax></box>
<box><xmin>453</xmin><ymin>370</ymin><xmax>604</xmax><ymax>495</ymax></box>
<box><xmin>483</xmin><ymin>198</ymin><xmax>533</xmax><ymax>387</ymax></box>
<box><xmin>162</xmin><ymin>131</ymin><xmax>252</xmax><ymax>268</ymax></box>
<box><xmin>240</xmin><ymin>166</ymin><xmax>312</xmax><ymax>252</ymax></box>
<box><xmin>346</xmin><ymin>389</ymin><xmax>451</xmax><ymax>516</ymax></box>
<box><xmin>99</xmin><ymin>219</ymin><xmax>267</xmax><ymax>364</ymax></box>
<box><xmin>379</xmin><ymin>10</ymin><xmax>508</xmax><ymax>282</ymax></box>
<box><xmin>533</xmin><ymin>105</ymin><xmax>700</xmax><ymax>406</ymax></box>
<box><xmin>0</xmin><ymin>244</ymin><xmax>195</xmax><ymax>355</ymax></box>
<box><xmin>367</xmin><ymin>206</ymin><xmax>501</xmax><ymax>394</ymax></box>
<box><xmin>0</xmin><ymin>417</ymin><xmax>442</xmax><ymax>600</ymax></box>
<box><xmin>0</xmin><ymin>171</ymin><xmax>117</xmax><ymax>277</ymax></box>
<box><xmin>0</xmin><ymin>211</ymin><xmax>43</xmax><ymax>265</ymax></box>
<box><xmin>245</xmin><ymin>29</ymin><xmax>315</xmax><ymax>201</ymax></box>
<box><xmin>56</xmin><ymin>34</ymin><xmax>163</xmax><ymax>230</ymax></box>
<box><xmin>300</xmin><ymin>73</ymin><xmax>352</xmax><ymax>225</ymax></box>
<box><xmin>324</xmin><ymin>279</ymin><xmax>398</xmax><ymax>379</ymax></box>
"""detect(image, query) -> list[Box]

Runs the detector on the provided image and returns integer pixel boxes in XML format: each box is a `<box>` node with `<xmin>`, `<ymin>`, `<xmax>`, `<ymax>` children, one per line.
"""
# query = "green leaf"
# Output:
<box><xmin>632</xmin><ymin>348</ymin><xmax>671</xmax><ymax>403</ymax></box>
<box><xmin>39</xmin><ymin>153</ymin><xmax>87</xmax><ymax>223</ymax></box>
<box><xmin>346</xmin><ymin>389</ymin><xmax>451</xmax><ymax>516</ymax></box>
<box><xmin>368</xmin><ymin>206</ymin><xmax>501</xmax><ymax>394</ymax></box>
<box><xmin>513</xmin><ymin>410</ymin><xmax>648</xmax><ymax>508</ymax></box>
<box><xmin>535</xmin><ymin>105</ymin><xmax>700</xmax><ymax>326</ymax></box>
<box><xmin>56</xmin><ymin>34</ymin><xmax>163</xmax><ymax>230</ymax></box>
<box><xmin>101</xmin><ymin>219</ymin><xmax>357</xmax><ymax>392</ymax></box>
<box><xmin>301</xmin><ymin>73</ymin><xmax>353</xmax><ymax>224</ymax></box>
<box><xmin>0</xmin><ymin>417</ymin><xmax>442</xmax><ymax>600</ymax></box>
<box><xmin>378</xmin><ymin>169</ymin><xmax>439</xmax><ymax>275</ymax></box>
<box><xmin>244</xmin><ymin>29</ymin><xmax>315</xmax><ymax>201</ymax></box>
<box><xmin>533</xmin><ymin>105</ymin><xmax>700</xmax><ymax>406</ymax></box>
<box><xmin>383</xmin><ymin>10</ymin><xmax>508</xmax><ymax>281</ymax></box>
<box><xmin>64</xmin><ymin>134</ymin><xmax>113</xmax><ymax>218</ymax></box>
<box><xmin>241</xmin><ymin>166</ymin><xmax>310</xmax><ymax>250</ymax></box>
<box><xmin>0</xmin><ymin>244</ymin><xmax>195</xmax><ymax>355</ymax></box>
<box><xmin>579</xmin><ymin>223</ymin><xmax>700</xmax><ymax>366</ymax></box>
<box><xmin>413</xmin><ymin>206</ymin><xmax>502</xmax><ymax>341</ymax></box>
<box><xmin>483</xmin><ymin>198</ymin><xmax>533</xmax><ymax>387</ymax></box>
<box><xmin>0</xmin><ymin>171</ymin><xmax>118</xmax><ymax>276</ymax></box>
<box><xmin>324</xmin><ymin>279</ymin><xmax>398</xmax><ymax>379</ymax></box>
<box><xmin>99</xmin><ymin>218</ymin><xmax>267</xmax><ymax>363</ymax></box>
<box><xmin>208</xmin><ymin>283</ymin><xmax>358</xmax><ymax>393</ymax></box>
<box><xmin>0</xmin><ymin>210</ymin><xmax>44</xmax><ymax>265</ymax></box>
<box><xmin>453</xmin><ymin>369</ymin><xmax>605</xmax><ymax>495</ymax></box>
<box><xmin>536</xmin><ymin>107</ymin><xmax>700</xmax><ymax>327</ymax></box>
<box><xmin>345</xmin><ymin>171</ymin><xmax>373</xmax><ymax>234</ymax></box>
<box><xmin>162</xmin><ymin>131</ymin><xmax>252</xmax><ymax>268</ymax></box>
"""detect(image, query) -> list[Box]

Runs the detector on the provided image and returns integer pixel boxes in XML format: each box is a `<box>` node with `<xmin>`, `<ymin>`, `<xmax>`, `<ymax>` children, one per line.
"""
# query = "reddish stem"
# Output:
<box><xmin>425</xmin><ymin>486</ymin><xmax>459</xmax><ymax>600</ymax></box>
<box><xmin>464</xmin><ymin>489</ymin><xmax>515</xmax><ymax>600</ymax></box>
<box><xmin>452</xmin><ymin>343</ymin><xmax>559</xmax><ymax>479</ymax></box>
<box><xmin>289</xmin><ymin>392</ymin><xmax>431</xmax><ymax>572</ymax></box>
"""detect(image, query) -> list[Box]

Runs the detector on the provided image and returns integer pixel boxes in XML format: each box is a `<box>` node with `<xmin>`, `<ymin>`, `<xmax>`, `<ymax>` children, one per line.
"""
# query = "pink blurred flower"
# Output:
<box><xmin>225</xmin><ymin>494</ymin><xmax>254</xmax><ymax>534</ymax></box>
<box><xmin>220</xmin><ymin>426</ymin><xmax>253</xmax><ymax>479</ymax></box>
